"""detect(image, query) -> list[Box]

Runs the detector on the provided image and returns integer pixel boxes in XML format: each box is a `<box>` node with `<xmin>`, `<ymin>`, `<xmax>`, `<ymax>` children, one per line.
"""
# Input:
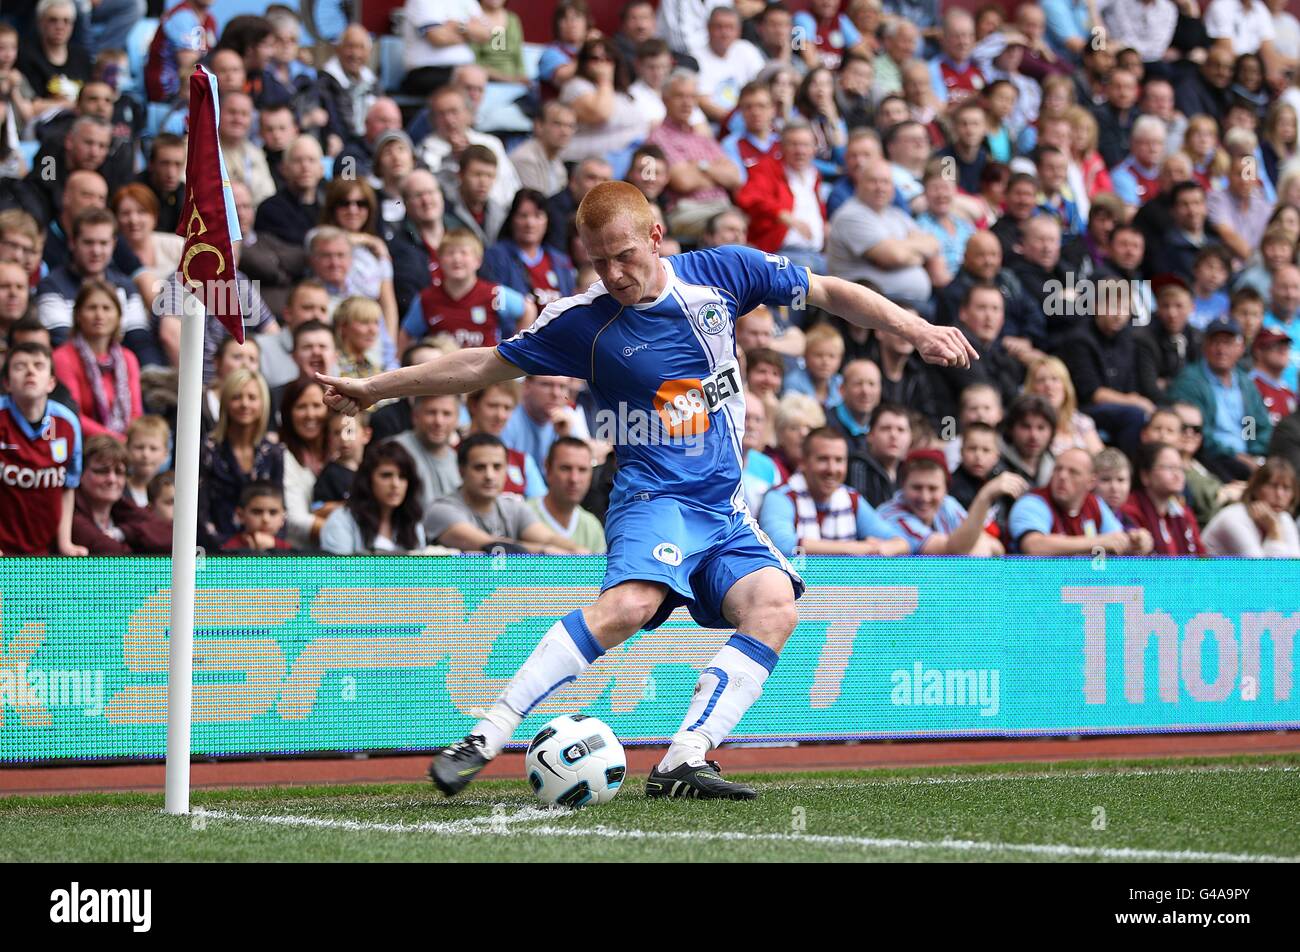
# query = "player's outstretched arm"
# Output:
<box><xmin>317</xmin><ymin>347</ymin><xmax>525</xmax><ymax>416</ymax></box>
<box><xmin>804</xmin><ymin>273</ymin><xmax>978</xmax><ymax>369</ymax></box>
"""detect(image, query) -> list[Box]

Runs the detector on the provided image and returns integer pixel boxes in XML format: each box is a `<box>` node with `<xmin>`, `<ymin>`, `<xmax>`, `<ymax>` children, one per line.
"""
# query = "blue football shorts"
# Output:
<box><xmin>600</xmin><ymin>493</ymin><xmax>805</xmax><ymax>630</ymax></box>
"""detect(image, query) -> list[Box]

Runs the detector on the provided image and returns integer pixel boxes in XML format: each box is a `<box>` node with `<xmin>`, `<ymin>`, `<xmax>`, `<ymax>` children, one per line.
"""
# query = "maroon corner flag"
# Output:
<box><xmin>176</xmin><ymin>65</ymin><xmax>245</xmax><ymax>343</ymax></box>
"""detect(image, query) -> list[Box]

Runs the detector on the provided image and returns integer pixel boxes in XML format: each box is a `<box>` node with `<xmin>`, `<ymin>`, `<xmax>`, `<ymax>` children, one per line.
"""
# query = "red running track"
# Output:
<box><xmin>3</xmin><ymin>731</ymin><xmax>1298</xmax><ymax>796</ymax></box>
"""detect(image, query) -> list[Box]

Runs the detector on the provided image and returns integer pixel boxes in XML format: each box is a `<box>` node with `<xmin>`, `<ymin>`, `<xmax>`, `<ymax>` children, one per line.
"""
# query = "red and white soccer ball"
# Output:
<box><xmin>525</xmin><ymin>714</ymin><xmax>626</xmax><ymax>808</ymax></box>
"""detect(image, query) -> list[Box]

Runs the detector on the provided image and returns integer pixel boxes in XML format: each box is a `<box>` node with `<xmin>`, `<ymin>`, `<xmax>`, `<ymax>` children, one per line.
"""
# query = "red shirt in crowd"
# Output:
<box><xmin>0</xmin><ymin>396</ymin><xmax>81</xmax><ymax>555</ymax></box>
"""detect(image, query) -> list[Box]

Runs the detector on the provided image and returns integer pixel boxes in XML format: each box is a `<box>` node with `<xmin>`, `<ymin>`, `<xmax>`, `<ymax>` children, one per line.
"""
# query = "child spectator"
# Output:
<box><xmin>334</xmin><ymin>295</ymin><xmax>386</xmax><ymax>384</ymax></box>
<box><xmin>876</xmin><ymin>449</ymin><xmax>1025</xmax><ymax>556</ymax></box>
<box><xmin>1190</xmin><ymin>247</ymin><xmax>1232</xmax><ymax>331</ymax></box>
<box><xmin>124</xmin><ymin>415</ymin><xmax>169</xmax><ymax>508</ymax></box>
<box><xmin>1231</xmin><ymin>287</ymin><xmax>1268</xmax><ymax>368</ymax></box>
<box><xmin>948</xmin><ymin>421</ymin><xmax>1003</xmax><ymax>510</ymax></box>
<box><xmin>313</xmin><ymin>411</ymin><xmax>371</xmax><ymax>507</ymax></box>
<box><xmin>1137</xmin><ymin>277</ymin><xmax>1201</xmax><ymax>404</ymax></box>
<box><xmin>1093</xmin><ymin>448</ymin><xmax>1133</xmax><ymax>517</ymax></box>
<box><xmin>783</xmin><ymin>324</ymin><xmax>844</xmax><ymax>406</ymax></box>
<box><xmin>0</xmin><ymin>342</ymin><xmax>84</xmax><ymax>556</ymax></box>
<box><xmin>222</xmin><ymin>482</ymin><xmax>293</xmax><ymax>552</ymax></box>
<box><xmin>148</xmin><ymin>470</ymin><xmax>175</xmax><ymax>523</ymax></box>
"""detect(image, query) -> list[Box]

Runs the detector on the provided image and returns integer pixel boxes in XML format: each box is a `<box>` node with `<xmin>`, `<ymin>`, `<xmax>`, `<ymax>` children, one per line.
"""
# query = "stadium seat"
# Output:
<box><xmin>378</xmin><ymin>35</ymin><xmax>405</xmax><ymax>94</ymax></box>
<box><xmin>19</xmin><ymin>141</ymin><xmax>39</xmax><ymax>171</ymax></box>
<box><xmin>126</xmin><ymin>18</ymin><xmax>159</xmax><ymax>98</ymax></box>
<box><xmin>321</xmin><ymin>156</ymin><xmax>334</xmax><ymax>181</ymax></box>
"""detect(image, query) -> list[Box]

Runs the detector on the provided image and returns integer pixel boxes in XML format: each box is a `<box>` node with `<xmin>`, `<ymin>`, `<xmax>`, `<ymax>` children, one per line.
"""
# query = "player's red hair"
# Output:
<box><xmin>575</xmin><ymin>181</ymin><xmax>655</xmax><ymax>236</ymax></box>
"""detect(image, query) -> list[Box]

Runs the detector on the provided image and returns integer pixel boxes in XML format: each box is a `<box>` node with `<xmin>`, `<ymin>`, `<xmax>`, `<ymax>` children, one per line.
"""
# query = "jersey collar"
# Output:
<box><xmin>2</xmin><ymin>396</ymin><xmax>51</xmax><ymax>441</ymax></box>
<box><xmin>632</xmin><ymin>258</ymin><xmax>676</xmax><ymax>311</ymax></box>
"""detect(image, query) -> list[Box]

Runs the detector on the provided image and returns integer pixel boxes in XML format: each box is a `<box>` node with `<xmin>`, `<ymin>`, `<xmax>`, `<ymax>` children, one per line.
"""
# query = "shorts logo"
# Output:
<box><xmin>50</xmin><ymin>438</ymin><xmax>67</xmax><ymax>464</ymax></box>
<box><xmin>653</xmin><ymin>542</ymin><xmax>683</xmax><ymax>566</ymax></box>
<box><xmin>694</xmin><ymin>302</ymin><xmax>728</xmax><ymax>336</ymax></box>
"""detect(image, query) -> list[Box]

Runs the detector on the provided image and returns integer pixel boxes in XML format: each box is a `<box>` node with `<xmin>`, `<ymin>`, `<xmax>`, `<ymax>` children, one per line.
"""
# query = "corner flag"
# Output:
<box><xmin>176</xmin><ymin>64</ymin><xmax>245</xmax><ymax>342</ymax></box>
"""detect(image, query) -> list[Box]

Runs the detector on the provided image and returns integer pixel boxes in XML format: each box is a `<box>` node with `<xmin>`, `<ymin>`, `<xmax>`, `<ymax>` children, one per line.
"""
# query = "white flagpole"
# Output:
<box><xmin>164</xmin><ymin>286</ymin><xmax>206</xmax><ymax>815</ymax></box>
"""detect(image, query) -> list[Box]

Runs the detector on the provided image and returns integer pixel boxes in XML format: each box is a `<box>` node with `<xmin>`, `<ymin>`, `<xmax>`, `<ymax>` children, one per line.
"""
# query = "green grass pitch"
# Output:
<box><xmin>2</xmin><ymin>754</ymin><xmax>1297</xmax><ymax>862</ymax></box>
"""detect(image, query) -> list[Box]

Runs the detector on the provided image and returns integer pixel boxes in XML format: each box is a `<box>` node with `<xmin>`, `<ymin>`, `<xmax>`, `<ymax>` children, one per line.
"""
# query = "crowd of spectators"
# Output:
<box><xmin>6</xmin><ymin>0</ymin><xmax>1300</xmax><ymax>562</ymax></box>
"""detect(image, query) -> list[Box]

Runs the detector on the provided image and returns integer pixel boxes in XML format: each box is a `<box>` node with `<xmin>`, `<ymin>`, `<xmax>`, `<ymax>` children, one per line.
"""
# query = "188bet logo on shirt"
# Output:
<box><xmin>652</xmin><ymin>362</ymin><xmax>743</xmax><ymax>437</ymax></box>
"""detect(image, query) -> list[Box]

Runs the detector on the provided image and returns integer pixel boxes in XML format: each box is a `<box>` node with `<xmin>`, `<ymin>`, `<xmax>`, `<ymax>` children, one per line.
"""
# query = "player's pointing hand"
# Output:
<box><xmin>914</xmin><ymin>325</ymin><xmax>979</xmax><ymax>368</ymax></box>
<box><xmin>316</xmin><ymin>373</ymin><xmax>371</xmax><ymax>416</ymax></box>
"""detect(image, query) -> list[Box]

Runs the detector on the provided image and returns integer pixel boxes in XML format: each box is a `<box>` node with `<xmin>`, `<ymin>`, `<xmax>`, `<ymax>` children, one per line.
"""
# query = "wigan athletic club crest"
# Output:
<box><xmin>694</xmin><ymin>302</ymin><xmax>728</xmax><ymax>336</ymax></box>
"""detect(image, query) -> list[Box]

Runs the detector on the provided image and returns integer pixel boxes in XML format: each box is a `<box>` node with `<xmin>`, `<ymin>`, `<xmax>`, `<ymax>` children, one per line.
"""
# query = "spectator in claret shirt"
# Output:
<box><xmin>1250</xmin><ymin>327</ymin><xmax>1298</xmax><ymax>424</ymax></box>
<box><xmin>1121</xmin><ymin>441</ymin><xmax>1204</xmax><ymax>556</ymax></box>
<box><xmin>1009</xmin><ymin>448</ymin><xmax>1153</xmax><ymax>555</ymax></box>
<box><xmin>0</xmin><ymin>342</ymin><xmax>85</xmax><ymax>556</ymax></box>
<box><xmin>71</xmin><ymin>434</ymin><xmax>172</xmax><ymax>554</ymax></box>
<box><xmin>482</xmin><ymin>189</ymin><xmax>577</xmax><ymax>317</ymax></box>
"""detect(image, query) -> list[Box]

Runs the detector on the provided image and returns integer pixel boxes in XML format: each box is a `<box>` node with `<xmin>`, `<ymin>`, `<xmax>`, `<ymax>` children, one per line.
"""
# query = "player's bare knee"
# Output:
<box><xmin>586</xmin><ymin>584</ymin><xmax>663</xmax><ymax>646</ymax></box>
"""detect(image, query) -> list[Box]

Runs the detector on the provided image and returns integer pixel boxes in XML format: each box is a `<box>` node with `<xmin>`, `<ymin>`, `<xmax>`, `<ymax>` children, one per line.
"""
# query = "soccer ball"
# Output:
<box><xmin>525</xmin><ymin>714</ymin><xmax>626</xmax><ymax>808</ymax></box>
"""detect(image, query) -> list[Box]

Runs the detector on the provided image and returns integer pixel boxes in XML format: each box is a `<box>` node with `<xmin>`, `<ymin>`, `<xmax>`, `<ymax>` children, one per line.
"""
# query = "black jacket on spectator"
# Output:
<box><xmin>1136</xmin><ymin>322</ymin><xmax>1201</xmax><ymax>403</ymax></box>
<box><xmin>134</xmin><ymin>169</ymin><xmax>184</xmax><ymax>234</ymax></box>
<box><xmin>935</xmin><ymin>143</ymin><xmax>990</xmax><ymax>196</ymax></box>
<box><xmin>388</xmin><ymin>218</ymin><xmax>437</xmax><ymax>319</ymax></box>
<box><xmin>544</xmin><ymin>188</ymin><xmax>579</xmax><ymax>255</ymax></box>
<box><xmin>931</xmin><ymin>324</ymin><xmax>1025</xmax><ymax>422</ymax></box>
<box><xmin>254</xmin><ymin>186</ymin><xmax>324</xmax><ymax>247</ymax></box>
<box><xmin>949</xmin><ymin>459</ymin><xmax>1004</xmax><ymax>510</ymax></box>
<box><xmin>936</xmin><ymin>266</ymin><xmax>1045</xmax><ymax>350</ymax></box>
<box><xmin>368</xmin><ymin>398</ymin><xmax>412</xmax><ymax>442</ymax></box>
<box><xmin>991</xmin><ymin>214</ymin><xmax>1028</xmax><ymax>261</ymax></box>
<box><xmin>312</xmin><ymin>461</ymin><xmax>357</xmax><ymax>504</ymax></box>
<box><xmin>238</xmin><ymin>230</ymin><xmax>310</xmax><ymax>316</ymax></box>
<box><xmin>198</xmin><ymin>436</ymin><xmax>285</xmax><ymax>548</ymax></box>
<box><xmin>1055</xmin><ymin>320</ymin><xmax>1141</xmax><ymax>407</ymax></box>
<box><xmin>1173</xmin><ymin>70</ymin><xmax>1228</xmax><ymax>126</ymax></box>
<box><xmin>1093</xmin><ymin>103</ymin><xmax>1137</xmax><ymax>170</ymax></box>
<box><xmin>1009</xmin><ymin>257</ymin><xmax>1072</xmax><ymax>349</ymax></box>
<box><xmin>846</xmin><ymin>450</ymin><xmax>897</xmax><ymax>507</ymax></box>
<box><xmin>1144</xmin><ymin>226</ymin><xmax>1228</xmax><ymax>285</ymax></box>
<box><xmin>1268</xmin><ymin>407</ymin><xmax>1300</xmax><ymax>476</ymax></box>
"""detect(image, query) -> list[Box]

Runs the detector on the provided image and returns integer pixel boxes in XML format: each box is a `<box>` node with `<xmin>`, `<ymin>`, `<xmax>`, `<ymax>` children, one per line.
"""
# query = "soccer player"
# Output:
<box><xmin>317</xmin><ymin>181</ymin><xmax>974</xmax><ymax>801</ymax></box>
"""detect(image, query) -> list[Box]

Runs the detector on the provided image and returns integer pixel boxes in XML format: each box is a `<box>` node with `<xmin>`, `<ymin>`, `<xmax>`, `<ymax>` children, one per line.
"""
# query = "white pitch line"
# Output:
<box><xmin>200</xmin><ymin>808</ymin><xmax>1299</xmax><ymax>863</ymax></box>
<box><xmin>198</xmin><ymin>805</ymin><xmax>567</xmax><ymax>835</ymax></box>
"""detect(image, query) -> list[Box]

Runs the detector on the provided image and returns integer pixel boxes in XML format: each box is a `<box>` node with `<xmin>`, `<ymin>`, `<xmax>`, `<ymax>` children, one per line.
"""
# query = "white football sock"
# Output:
<box><xmin>472</xmin><ymin>610</ymin><xmax>605</xmax><ymax>757</ymax></box>
<box><xmin>658</xmin><ymin>633</ymin><xmax>778</xmax><ymax>772</ymax></box>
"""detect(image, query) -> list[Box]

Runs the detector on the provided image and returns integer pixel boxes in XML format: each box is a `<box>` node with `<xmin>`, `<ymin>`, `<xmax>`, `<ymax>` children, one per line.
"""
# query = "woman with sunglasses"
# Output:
<box><xmin>71</xmin><ymin>434</ymin><xmax>172</xmax><ymax>554</ymax></box>
<box><xmin>320</xmin><ymin>178</ymin><xmax>400</xmax><ymax>368</ymax></box>
<box><xmin>559</xmin><ymin>36</ymin><xmax>648</xmax><ymax>164</ymax></box>
<box><xmin>481</xmin><ymin>188</ymin><xmax>576</xmax><ymax>315</ymax></box>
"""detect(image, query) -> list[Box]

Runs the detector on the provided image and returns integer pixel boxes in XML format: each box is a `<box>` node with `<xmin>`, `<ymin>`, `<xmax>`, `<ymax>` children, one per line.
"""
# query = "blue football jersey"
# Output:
<box><xmin>496</xmin><ymin>246</ymin><xmax>810</xmax><ymax>514</ymax></box>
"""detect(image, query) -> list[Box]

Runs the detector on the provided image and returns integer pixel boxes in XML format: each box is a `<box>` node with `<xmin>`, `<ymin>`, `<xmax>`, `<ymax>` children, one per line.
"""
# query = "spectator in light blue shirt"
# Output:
<box><xmin>1040</xmin><ymin>0</ymin><xmax>1094</xmax><ymax>62</ymax></box>
<box><xmin>758</xmin><ymin>428</ymin><xmax>909</xmax><ymax>556</ymax></box>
